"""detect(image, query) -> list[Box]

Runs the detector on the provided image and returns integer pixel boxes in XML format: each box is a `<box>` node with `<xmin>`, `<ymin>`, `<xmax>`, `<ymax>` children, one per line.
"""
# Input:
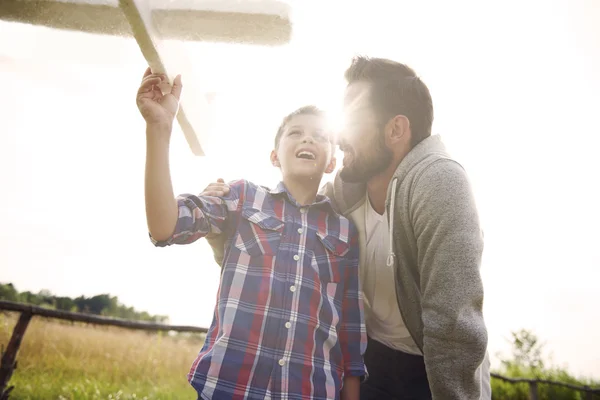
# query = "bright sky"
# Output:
<box><xmin>1</xmin><ymin>0</ymin><xmax>599</xmax><ymax>379</ymax></box>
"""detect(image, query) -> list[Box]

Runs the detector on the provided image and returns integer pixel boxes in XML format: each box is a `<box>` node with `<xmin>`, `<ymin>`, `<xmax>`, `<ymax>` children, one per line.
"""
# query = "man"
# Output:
<box><xmin>204</xmin><ymin>56</ymin><xmax>491</xmax><ymax>399</ymax></box>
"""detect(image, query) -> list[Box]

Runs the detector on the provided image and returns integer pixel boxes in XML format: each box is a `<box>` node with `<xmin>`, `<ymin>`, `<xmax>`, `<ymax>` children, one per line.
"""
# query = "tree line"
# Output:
<box><xmin>0</xmin><ymin>282</ymin><xmax>168</xmax><ymax>324</ymax></box>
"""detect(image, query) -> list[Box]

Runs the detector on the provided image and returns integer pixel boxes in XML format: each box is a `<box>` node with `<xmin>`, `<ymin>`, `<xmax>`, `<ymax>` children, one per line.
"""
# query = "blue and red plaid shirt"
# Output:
<box><xmin>152</xmin><ymin>180</ymin><xmax>366</xmax><ymax>400</ymax></box>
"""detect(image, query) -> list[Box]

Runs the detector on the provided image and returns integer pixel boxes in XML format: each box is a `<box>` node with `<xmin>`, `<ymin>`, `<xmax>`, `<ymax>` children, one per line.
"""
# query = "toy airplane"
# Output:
<box><xmin>0</xmin><ymin>0</ymin><xmax>293</xmax><ymax>156</ymax></box>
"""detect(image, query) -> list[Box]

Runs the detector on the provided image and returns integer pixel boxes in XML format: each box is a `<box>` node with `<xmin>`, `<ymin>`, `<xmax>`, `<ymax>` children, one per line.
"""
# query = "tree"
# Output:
<box><xmin>501</xmin><ymin>329</ymin><xmax>546</xmax><ymax>373</ymax></box>
<box><xmin>87</xmin><ymin>294</ymin><xmax>112</xmax><ymax>315</ymax></box>
<box><xmin>20</xmin><ymin>291</ymin><xmax>42</xmax><ymax>305</ymax></box>
<box><xmin>74</xmin><ymin>295</ymin><xmax>90</xmax><ymax>313</ymax></box>
<box><xmin>1</xmin><ymin>281</ymin><xmax>169</xmax><ymax>323</ymax></box>
<box><xmin>0</xmin><ymin>283</ymin><xmax>19</xmax><ymax>301</ymax></box>
<box><xmin>54</xmin><ymin>296</ymin><xmax>75</xmax><ymax>311</ymax></box>
<box><xmin>38</xmin><ymin>289</ymin><xmax>55</xmax><ymax>306</ymax></box>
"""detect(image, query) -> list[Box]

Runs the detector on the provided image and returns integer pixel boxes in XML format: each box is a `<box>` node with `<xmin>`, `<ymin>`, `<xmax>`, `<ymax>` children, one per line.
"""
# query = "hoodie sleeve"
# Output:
<box><xmin>411</xmin><ymin>159</ymin><xmax>488</xmax><ymax>399</ymax></box>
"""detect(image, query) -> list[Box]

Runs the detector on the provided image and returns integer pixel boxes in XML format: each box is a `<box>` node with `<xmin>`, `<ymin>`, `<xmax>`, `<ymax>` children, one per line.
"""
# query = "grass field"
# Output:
<box><xmin>0</xmin><ymin>312</ymin><xmax>204</xmax><ymax>400</ymax></box>
<box><xmin>3</xmin><ymin>312</ymin><xmax>598</xmax><ymax>400</ymax></box>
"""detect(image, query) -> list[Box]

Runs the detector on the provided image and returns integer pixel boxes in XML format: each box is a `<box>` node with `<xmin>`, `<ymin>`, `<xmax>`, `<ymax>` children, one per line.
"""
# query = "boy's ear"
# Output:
<box><xmin>325</xmin><ymin>156</ymin><xmax>336</xmax><ymax>174</ymax></box>
<box><xmin>270</xmin><ymin>150</ymin><xmax>280</xmax><ymax>167</ymax></box>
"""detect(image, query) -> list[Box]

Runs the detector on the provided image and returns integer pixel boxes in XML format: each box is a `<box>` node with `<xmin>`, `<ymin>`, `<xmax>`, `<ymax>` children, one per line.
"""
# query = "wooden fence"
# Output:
<box><xmin>0</xmin><ymin>300</ymin><xmax>207</xmax><ymax>399</ymax></box>
<box><xmin>1</xmin><ymin>299</ymin><xmax>599</xmax><ymax>400</ymax></box>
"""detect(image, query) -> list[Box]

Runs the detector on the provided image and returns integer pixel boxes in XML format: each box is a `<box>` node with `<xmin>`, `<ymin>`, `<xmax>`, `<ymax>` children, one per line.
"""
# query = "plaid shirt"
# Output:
<box><xmin>152</xmin><ymin>180</ymin><xmax>366</xmax><ymax>400</ymax></box>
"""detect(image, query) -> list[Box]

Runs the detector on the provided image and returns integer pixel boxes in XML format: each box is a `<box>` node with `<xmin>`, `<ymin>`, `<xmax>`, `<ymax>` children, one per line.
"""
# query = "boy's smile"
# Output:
<box><xmin>296</xmin><ymin>149</ymin><xmax>317</xmax><ymax>160</ymax></box>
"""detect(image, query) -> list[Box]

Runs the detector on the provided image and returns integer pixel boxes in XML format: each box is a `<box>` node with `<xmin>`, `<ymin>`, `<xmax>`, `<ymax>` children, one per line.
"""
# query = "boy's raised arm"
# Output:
<box><xmin>137</xmin><ymin>68</ymin><xmax>242</xmax><ymax>246</ymax></box>
<box><xmin>136</xmin><ymin>67</ymin><xmax>183</xmax><ymax>242</ymax></box>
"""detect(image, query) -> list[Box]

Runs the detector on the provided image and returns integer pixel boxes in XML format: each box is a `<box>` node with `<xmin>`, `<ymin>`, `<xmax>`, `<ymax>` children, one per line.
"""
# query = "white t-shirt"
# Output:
<box><xmin>362</xmin><ymin>196</ymin><xmax>421</xmax><ymax>355</ymax></box>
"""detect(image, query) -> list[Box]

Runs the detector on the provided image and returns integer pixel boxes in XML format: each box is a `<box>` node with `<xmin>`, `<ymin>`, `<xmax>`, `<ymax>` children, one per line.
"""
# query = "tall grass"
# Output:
<box><xmin>4</xmin><ymin>312</ymin><xmax>598</xmax><ymax>400</ymax></box>
<box><xmin>0</xmin><ymin>312</ymin><xmax>203</xmax><ymax>399</ymax></box>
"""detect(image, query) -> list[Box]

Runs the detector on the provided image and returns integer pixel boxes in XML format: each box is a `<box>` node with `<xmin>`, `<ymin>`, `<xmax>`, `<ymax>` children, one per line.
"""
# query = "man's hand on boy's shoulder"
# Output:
<box><xmin>201</xmin><ymin>178</ymin><xmax>231</xmax><ymax>197</ymax></box>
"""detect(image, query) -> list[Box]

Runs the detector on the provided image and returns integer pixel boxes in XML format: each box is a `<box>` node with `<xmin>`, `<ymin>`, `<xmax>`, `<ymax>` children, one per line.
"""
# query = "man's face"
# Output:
<box><xmin>338</xmin><ymin>82</ymin><xmax>393</xmax><ymax>183</ymax></box>
<box><xmin>273</xmin><ymin>114</ymin><xmax>336</xmax><ymax>181</ymax></box>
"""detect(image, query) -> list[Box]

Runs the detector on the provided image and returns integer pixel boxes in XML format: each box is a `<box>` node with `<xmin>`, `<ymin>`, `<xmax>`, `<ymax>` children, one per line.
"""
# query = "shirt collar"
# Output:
<box><xmin>269</xmin><ymin>181</ymin><xmax>334</xmax><ymax>211</ymax></box>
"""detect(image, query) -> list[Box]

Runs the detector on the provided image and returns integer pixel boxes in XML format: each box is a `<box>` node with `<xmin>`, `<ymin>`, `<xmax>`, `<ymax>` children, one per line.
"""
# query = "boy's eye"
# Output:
<box><xmin>288</xmin><ymin>130</ymin><xmax>301</xmax><ymax>136</ymax></box>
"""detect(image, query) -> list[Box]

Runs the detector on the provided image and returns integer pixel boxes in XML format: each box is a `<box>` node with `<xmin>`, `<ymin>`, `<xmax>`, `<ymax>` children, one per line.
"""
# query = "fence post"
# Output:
<box><xmin>585</xmin><ymin>388</ymin><xmax>593</xmax><ymax>400</ymax></box>
<box><xmin>0</xmin><ymin>311</ymin><xmax>33</xmax><ymax>400</ymax></box>
<box><xmin>529</xmin><ymin>381</ymin><xmax>539</xmax><ymax>400</ymax></box>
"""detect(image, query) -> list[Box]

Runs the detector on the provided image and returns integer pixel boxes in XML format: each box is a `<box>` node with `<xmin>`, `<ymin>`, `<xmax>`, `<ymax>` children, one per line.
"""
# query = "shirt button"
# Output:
<box><xmin>278</xmin><ymin>359</ymin><xmax>285</xmax><ymax>366</ymax></box>
<box><xmin>285</xmin><ymin>322</ymin><xmax>291</xmax><ymax>329</ymax></box>
<box><xmin>293</xmin><ymin>254</ymin><xmax>300</xmax><ymax>261</ymax></box>
<box><xmin>297</xmin><ymin>228</ymin><xmax>303</xmax><ymax>234</ymax></box>
<box><xmin>289</xmin><ymin>285</ymin><xmax>296</xmax><ymax>292</ymax></box>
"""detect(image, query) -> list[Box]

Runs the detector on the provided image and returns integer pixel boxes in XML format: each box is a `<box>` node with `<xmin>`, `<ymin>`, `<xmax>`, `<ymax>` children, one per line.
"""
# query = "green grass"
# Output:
<box><xmin>1</xmin><ymin>313</ymin><xmax>204</xmax><ymax>399</ymax></box>
<box><xmin>4</xmin><ymin>313</ymin><xmax>598</xmax><ymax>399</ymax></box>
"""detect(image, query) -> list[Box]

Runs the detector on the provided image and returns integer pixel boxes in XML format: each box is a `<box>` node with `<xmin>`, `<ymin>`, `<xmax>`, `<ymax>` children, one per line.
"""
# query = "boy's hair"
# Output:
<box><xmin>274</xmin><ymin>105</ymin><xmax>328</xmax><ymax>149</ymax></box>
<box><xmin>344</xmin><ymin>56</ymin><xmax>434</xmax><ymax>148</ymax></box>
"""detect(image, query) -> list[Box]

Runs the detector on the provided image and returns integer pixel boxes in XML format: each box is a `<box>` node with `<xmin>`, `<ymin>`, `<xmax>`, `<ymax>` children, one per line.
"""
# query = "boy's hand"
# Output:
<box><xmin>201</xmin><ymin>178</ymin><xmax>231</xmax><ymax>197</ymax></box>
<box><xmin>136</xmin><ymin>67</ymin><xmax>182</xmax><ymax>129</ymax></box>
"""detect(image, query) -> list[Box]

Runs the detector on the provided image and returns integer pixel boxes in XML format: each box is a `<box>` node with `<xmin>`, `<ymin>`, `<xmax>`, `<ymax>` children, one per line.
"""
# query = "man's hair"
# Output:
<box><xmin>344</xmin><ymin>56</ymin><xmax>434</xmax><ymax>147</ymax></box>
<box><xmin>274</xmin><ymin>105</ymin><xmax>327</xmax><ymax>148</ymax></box>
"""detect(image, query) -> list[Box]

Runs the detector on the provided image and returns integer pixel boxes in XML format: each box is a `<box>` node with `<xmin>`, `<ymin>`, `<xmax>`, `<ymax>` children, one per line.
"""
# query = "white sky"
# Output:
<box><xmin>1</xmin><ymin>0</ymin><xmax>599</xmax><ymax>379</ymax></box>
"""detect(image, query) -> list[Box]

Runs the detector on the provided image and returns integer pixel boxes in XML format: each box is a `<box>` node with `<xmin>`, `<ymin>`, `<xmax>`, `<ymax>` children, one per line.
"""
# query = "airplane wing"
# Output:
<box><xmin>0</xmin><ymin>0</ymin><xmax>291</xmax><ymax>45</ymax></box>
<box><xmin>0</xmin><ymin>0</ymin><xmax>293</xmax><ymax>155</ymax></box>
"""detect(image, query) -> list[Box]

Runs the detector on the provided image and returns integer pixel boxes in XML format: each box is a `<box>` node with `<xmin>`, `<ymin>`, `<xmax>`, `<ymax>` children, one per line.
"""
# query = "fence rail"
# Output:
<box><xmin>0</xmin><ymin>300</ymin><xmax>207</xmax><ymax>333</ymax></box>
<box><xmin>1</xmin><ymin>300</ymin><xmax>599</xmax><ymax>400</ymax></box>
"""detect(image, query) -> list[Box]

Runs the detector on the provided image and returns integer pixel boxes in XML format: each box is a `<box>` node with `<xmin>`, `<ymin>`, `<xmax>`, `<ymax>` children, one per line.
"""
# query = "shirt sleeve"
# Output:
<box><xmin>150</xmin><ymin>179</ymin><xmax>245</xmax><ymax>247</ymax></box>
<box><xmin>338</xmin><ymin>222</ymin><xmax>368</xmax><ymax>378</ymax></box>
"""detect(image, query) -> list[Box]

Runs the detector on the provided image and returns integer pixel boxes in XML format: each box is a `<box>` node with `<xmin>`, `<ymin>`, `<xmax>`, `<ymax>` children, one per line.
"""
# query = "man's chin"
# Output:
<box><xmin>339</xmin><ymin>166</ymin><xmax>370</xmax><ymax>183</ymax></box>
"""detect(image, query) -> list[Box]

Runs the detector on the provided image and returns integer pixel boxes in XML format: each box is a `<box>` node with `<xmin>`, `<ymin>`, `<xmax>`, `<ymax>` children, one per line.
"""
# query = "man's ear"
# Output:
<box><xmin>270</xmin><ymin>150</ymin><xmax>280</xmax><ymax>167</ymax></box>
<box><xmin>387</xmin><ymin>115</ymin><xmax>411</xmax><ymax>145</ymax></box>
<box><xmin>325</xmin><ymin>156</ymin><xmax>336</xmax><ymax>174</ymax></box>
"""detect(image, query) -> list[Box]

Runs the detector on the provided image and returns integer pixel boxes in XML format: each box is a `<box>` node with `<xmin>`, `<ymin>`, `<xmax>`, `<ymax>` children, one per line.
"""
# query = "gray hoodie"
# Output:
<box><xmin>321</xmin><ymin>135</ymin><xmax>491</xmax><ymax>399</ymax></box>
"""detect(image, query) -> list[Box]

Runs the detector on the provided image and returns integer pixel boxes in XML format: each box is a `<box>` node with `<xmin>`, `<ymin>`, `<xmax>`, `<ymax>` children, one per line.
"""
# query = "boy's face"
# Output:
<box><xmin>271</xmin><ymin>114</ymin><xmax>336</xmax><ymax>182</ymax></box>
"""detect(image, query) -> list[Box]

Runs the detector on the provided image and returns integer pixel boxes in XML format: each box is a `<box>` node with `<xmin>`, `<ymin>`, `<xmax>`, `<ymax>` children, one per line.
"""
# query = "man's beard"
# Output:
<box><xmin>339</xmin><ymin>132</ymin><xmax>393</xmax><ymax>183</ymax></box>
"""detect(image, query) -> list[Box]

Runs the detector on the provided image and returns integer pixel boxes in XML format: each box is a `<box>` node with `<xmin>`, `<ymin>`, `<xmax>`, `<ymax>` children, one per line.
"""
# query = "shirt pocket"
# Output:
<box><xmin>234</xmin><ymin>207</ymin><xmax>284</xmax><ymax>257</ymax></box>
<box><xmin>310</xmin><ymin>229</ymin><xmax>350</xmax><ymax>284</ymax></box>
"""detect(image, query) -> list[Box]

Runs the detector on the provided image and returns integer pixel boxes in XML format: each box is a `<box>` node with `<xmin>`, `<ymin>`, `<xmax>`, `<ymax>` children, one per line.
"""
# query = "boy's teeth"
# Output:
<box><xmin>297</xmin><ymin>151</ymin><xmax>315</xmax><ymax>159</ymax></box>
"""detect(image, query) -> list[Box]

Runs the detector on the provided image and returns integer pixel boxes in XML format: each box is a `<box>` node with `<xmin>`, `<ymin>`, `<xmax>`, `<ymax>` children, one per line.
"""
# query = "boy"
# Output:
<box><xmin>136</xmin><ymin>68</ymin><xmax>366</xmax><ymax>400</ymax></box>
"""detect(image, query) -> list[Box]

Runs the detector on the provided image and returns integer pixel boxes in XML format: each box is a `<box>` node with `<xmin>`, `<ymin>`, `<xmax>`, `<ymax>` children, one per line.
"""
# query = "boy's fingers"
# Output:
<box><xmin>142</xmin><ymin>73</ymin><xmax>166</xmax><ymax>84</ymax></box>
<box><xmin>217</xmin><ymin>178</ymin><xmax>225</xmax><ymax>183</ymax></box>
<box><xmin>171</xmin><ymin>74</ymin><xmax>183</xmax><ymax>100</ymax></box>
<box><xmin>138</xmin><ymin>77</ymin><xmax>162</xmax><ymax>93</ymax></box>
<box><xmin>141</xmin><ymin>69</ymin><xmax>165</xmax><ymax>83</ymax></box>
